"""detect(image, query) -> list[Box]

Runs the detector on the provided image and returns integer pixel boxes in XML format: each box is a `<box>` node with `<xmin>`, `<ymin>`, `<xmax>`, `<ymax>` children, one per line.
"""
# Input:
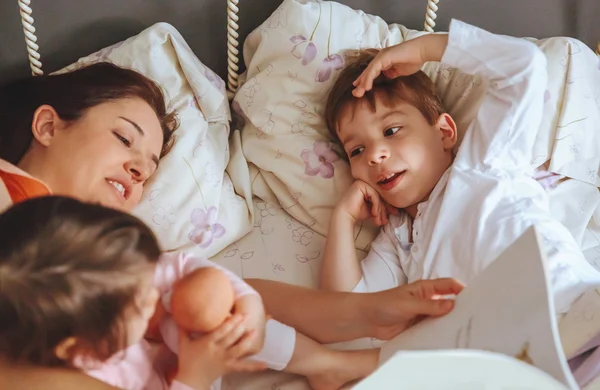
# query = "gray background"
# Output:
<box><xmin>1</xmin><ymin>0</ymin><xmax>598</xmax><ymax>86</ymax></box>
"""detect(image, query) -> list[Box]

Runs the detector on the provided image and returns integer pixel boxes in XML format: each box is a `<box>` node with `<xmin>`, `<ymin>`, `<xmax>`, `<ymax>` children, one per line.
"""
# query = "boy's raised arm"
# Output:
<box><xmin>440</xmin><ymin>19</ymin><xmax>547</xmax><ymax>170</ymax></box>
<box><xmin>354</xmin><ymin>19</ymin><xmax>547</xmax><ymax>171</ymax></box>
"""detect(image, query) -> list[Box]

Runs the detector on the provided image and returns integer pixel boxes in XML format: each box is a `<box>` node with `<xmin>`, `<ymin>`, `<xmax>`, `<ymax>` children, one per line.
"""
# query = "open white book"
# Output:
<box><xmin>354</xmin><ymin>226</ymin><xmax>578</xmax><ymax>389</ymax></box>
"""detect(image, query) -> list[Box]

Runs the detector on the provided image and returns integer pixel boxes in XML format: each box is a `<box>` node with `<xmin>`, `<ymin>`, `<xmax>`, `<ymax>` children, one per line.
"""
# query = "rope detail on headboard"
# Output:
<box><xmin>424</xmin><ymin>0</ymin><xmax>440</xmax><ymax>33</ymax></box>
<box><xmin>18</xmin><ymin>0</ymin><xmax>43</xmax><ymax>76</ymax></box>
<box><xmin>226</xmin><ymin>0</ymin><xmax>240</xmax><ymax>99</ymax></box>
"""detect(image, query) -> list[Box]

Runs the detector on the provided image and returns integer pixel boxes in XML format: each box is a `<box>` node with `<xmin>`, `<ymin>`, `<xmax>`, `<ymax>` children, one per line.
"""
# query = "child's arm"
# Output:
<box><xmin>355</xmin><ymin>19</ymin><xmax>546</xmax><ymax>171</ymax></box>
<box><xmin>441</xmin><ymin>20</ymin><xmax>546</xmax><ymax>170</ymax></box>
<box><xmin>321</xmin><ymin>180</ymin><xmax>406</xmax><ymax>291</ymax></box>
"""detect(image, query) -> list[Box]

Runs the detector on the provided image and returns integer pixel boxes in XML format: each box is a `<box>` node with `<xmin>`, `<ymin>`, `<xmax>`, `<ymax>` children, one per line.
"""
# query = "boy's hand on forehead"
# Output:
<box><xmin>335</xmin><ymin>180</ymin><xmax>391</xmax><ymax>226</ymax></box>
<box><xmin>353</xmin><ymin>34</ymin><xmax>449</xmax><ymax>98</ymax></box>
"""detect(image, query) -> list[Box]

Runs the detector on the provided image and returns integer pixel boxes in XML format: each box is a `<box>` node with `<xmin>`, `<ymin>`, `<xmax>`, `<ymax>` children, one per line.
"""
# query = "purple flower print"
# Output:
<box><xmin>188</xmin><ymin>206</ymin><xmax>226</xmax><ymax>248</ymax></box>
<box><xmin>290</xmin><ymin>1</ymin><xmax>322</xmax><ymax>66</ymax></box>
<box><xmin>301</xmin><ymin>141</ymin><xmax>339</xmax><ymax>179</ymax></box>
<box><xmin>314</xmin><ymin>2</ymin><xmax>342</xmax><ymax>83</ymax></box>
<box><xmin>290</xmin><ymin>35</ymin><xmax>318</xmax><ymax>65</ymax></box>
<box><xmin>316</xmin><ymin>54</ymin><xmax>344</xmax><ymax>82</ymax></box>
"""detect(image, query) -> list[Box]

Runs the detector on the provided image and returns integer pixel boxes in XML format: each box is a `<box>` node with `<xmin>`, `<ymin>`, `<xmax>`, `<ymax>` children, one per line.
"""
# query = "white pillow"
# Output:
<box><xmin>235</xmin><ymin>0</ymin><xmax>600</xmax><ymax>249</ymax></box>
<box><xmin>63</xmin><ymin>23</ymin><xmax>255</xmax><ymax>258</ymax></box>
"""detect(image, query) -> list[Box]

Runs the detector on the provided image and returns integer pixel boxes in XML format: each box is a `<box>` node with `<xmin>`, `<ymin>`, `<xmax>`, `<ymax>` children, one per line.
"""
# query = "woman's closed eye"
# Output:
<box><xmin>113</xmin><ymin>131</ymin><xmax>132</xmax><ymax>147</ymax></box>
<box><xmin>383</xmin><ymin>126</ymin><xmax>402</xmax><ymax>137</ymax></box>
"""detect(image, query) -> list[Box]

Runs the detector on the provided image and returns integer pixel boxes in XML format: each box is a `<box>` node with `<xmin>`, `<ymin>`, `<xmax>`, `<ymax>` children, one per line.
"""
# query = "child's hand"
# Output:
<box><xmin>335</xmin><ymin>180</ymin><xmax>388</xmax><ymax>226</ymax></box>
<box><xmin>174</xmin><ymin>314</ymin><xmax>265</xmax><ymax>389</ymax></box>
<box><xmin>353</xmin><ymin>34</ymin><xmax>449</xmax><ymax>98</ymax></box>
<box><xmin>231</xmin><ymin>294</ymin><xmax>266</xmax><ymax>357</ymax></box>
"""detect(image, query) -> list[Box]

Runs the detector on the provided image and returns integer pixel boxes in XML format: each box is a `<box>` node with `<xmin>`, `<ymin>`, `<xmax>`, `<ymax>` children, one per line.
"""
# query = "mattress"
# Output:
<box><xmin>210</xmin><ymin>196</ymin><xmax>336</xmax><ymax>389</ymax></box>
<box><xmin>210</xmin><ymin>172</ymin><xmax>600</xmax><ymax>390</ymax></box>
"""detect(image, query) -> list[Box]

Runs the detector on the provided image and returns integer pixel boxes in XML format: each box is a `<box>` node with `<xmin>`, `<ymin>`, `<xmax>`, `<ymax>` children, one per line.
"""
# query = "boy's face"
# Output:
<box><xmin>337</xmin><ymin>97</ymin><xmax>457</xmax><ymax>211</ymax></box>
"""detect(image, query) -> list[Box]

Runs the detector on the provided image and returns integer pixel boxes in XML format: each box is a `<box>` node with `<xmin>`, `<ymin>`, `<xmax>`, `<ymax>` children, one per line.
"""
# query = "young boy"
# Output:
<box><xmin>321</xmin><ymin>19</ymin><xmax>600</xmax><ymax>317</ymax></box>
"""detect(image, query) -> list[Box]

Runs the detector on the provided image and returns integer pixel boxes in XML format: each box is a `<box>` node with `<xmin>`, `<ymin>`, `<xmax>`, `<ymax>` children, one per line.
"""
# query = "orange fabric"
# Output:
<box><xmin>0</xmin><ymin>169</ymin><xmax>51</xmax><ymax>204</ymax></box>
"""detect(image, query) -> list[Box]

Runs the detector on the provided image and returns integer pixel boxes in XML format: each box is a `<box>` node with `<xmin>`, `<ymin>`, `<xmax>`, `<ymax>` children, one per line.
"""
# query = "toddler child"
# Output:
<box><xmin>0</xmin><ymin>196</ymin><xmax>378</xmax><ymax>390</ymax></box>
<box><xmin>321</xmin><ymin>19</ymin><xmax>600</xmax><ymax>319</ymax></box>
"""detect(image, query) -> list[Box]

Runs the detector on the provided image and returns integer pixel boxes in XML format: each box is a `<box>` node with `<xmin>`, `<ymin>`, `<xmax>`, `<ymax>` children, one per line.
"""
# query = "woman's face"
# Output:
<box><xmin>30</xmin><ymin>98</ymin><xmax>164</xmax><ymax>211</ymax></box>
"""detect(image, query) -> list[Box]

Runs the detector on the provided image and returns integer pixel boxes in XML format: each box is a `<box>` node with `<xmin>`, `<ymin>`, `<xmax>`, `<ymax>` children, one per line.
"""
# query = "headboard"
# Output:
<box><xmin>1</xmin><ymin>0</ymin><xmax>599</xmax><ymax>90</ymax></box>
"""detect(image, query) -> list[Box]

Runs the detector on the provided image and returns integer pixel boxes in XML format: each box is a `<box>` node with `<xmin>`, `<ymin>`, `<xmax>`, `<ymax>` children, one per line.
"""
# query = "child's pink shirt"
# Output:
<box><xmin>84</xmin><ymin>251</ymin><xmax>258</xmax><ymax>390</ymax></box>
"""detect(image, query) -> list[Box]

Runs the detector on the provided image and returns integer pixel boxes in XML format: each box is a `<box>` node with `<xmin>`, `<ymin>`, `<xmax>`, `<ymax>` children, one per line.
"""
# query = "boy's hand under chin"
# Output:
<box><xmin>335</xmin><ymin>179</ymin><xmax>394</xmax><ymax>227</ymax></box>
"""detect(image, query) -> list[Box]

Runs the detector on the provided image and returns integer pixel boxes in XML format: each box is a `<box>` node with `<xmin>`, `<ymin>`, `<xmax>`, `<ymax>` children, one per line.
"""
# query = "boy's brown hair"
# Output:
<box><xmin>325</xmin><ymin>49</ymin><xmax>445</xmax><ymax>142</ymax></box>
<box><xmin>0</xmin><ymin>196</ymin><xmax>161</xmax><ymax>367</ymax></box>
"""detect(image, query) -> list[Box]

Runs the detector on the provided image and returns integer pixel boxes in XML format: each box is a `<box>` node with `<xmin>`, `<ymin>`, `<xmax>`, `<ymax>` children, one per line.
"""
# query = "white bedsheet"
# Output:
<box><xmin>211</xmin><ymin>196</ymin><xmax>328</xmax><ymax>390</ymax></box>
<box><xmin>211</xmin><ymin>196</ymin><xmax>374</xmax><ymax>390</ymax></box>
<box><xmin>209</xmin><ymin>176</ymin><xmax>600</xmax><ymax>390</ymax></box>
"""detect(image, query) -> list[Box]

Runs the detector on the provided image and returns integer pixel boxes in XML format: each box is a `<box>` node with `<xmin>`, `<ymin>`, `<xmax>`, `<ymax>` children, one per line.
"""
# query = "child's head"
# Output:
<box><xmin>325</xmin><ymin>49</ymin><xmax>458</xmax><ymax>212</ymax></box>
<box><xmin>0</xmin><ymin>196</ymin><xmax>161</xmax><ymax>367</ymax></box>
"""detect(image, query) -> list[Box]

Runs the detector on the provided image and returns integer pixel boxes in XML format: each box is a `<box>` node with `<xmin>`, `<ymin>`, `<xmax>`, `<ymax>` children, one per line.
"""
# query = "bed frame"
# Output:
<box><xmin>15</xmin><ymin>0</ymin><xmax>443</xmax><ymax>99</ymax></box>
<box><xmin>15</xmin><ymin>0</ymin><xmax>600</xmax><ymax>99</ymax></box>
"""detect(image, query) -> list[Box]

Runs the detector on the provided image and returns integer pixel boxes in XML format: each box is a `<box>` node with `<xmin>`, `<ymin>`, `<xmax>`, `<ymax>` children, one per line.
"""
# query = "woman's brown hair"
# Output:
<box><xmin>0</xmin><ymin>62</ymin><xmax>178</xmax><ymax>165</ymax></box>
<box><xmin>0</xmin><ymin>196</ymin><xmax>161</xmax><ymax>367</ymax></box>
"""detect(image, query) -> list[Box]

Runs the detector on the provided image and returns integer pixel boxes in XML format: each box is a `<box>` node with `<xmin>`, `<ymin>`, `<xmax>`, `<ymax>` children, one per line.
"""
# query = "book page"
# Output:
<box><xmin>379</xmin><ymin>226</ymin><xmax>577</xmax><ymax>388</ymax></box>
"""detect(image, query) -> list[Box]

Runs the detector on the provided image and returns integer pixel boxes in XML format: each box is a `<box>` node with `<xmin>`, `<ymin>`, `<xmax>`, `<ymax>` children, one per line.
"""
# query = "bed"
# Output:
<box><xmin>4</xmin><ymin>0</ymin><xmax>600</xmax><ymax>389</ymax></box>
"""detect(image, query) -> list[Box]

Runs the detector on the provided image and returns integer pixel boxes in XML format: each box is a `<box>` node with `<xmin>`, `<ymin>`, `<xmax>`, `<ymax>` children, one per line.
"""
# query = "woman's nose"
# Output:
<box><xmin>126</xmin><ymin>159</ymin><xmax>149</xmax><ymax>181</ymax></box>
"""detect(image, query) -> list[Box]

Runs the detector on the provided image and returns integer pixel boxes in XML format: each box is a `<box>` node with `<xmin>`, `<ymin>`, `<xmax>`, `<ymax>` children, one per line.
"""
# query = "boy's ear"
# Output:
<box><xmin>436</xmin><ymin>113</ymin><xmax>458</xmax><ymax>151</ymax></box>
<box><xmin>31</xmin><ymin>105</ymin><xmax>61</xmax><ymax>147</ymax></box>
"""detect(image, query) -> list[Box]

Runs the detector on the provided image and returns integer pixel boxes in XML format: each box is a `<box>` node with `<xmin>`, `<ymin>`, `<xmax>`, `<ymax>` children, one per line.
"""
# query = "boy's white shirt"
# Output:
<box><xmin>354</xmin><ymin>19</ymin><xmax>600</xmax><ymax>315</ymax></box>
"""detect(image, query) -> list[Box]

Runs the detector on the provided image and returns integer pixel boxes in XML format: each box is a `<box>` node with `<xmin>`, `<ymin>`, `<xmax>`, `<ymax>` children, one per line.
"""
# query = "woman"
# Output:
<box><xmin>0</xmin><ymin>62</ymin><xmax>461</xmax><ymax>385</ymax></box>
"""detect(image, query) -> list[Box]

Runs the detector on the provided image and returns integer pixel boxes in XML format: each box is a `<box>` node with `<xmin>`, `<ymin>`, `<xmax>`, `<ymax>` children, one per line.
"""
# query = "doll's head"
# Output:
<box><xmin>170</xmin><ymin>267</ymin><xmax>235</xmax><ymax>333</ymax></box>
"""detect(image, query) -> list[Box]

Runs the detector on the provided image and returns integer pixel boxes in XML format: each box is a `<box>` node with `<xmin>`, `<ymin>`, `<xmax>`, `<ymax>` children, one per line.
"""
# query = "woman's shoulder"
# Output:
<box><xmin>0</xmin><ymin>158</ymin><xmax>51</xmax><ymax>213</ymax></box>
<box><xmin>0</xmin><ymin>362</ymin><xmax>119</xmax><ymax>390</ymax></box>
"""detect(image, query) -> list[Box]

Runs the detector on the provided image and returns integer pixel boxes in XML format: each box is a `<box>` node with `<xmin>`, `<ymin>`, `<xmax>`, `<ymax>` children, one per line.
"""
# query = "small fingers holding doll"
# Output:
<box><xmin>336</xmin><ymin>179</ymin><xmax>390</xmax><ymax>226</ymax></box>
<box><xmin>175</xmin><ymin>314</ymin><xmax>266</xmax><ymax>390</ymax></box>
<box><xmin>230</xmin><ymin>293</ymin><xmax>267</xmax><ymax>358</ymax></box>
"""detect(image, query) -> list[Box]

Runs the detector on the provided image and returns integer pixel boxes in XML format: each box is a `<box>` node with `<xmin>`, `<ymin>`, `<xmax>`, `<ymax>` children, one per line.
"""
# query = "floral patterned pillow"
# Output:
<box><xmin>234</xmin><ymin>0</ymin><xmax>600</xmax><ymax>250</ymax></box>
<box><xmin>234</xmin><ymin>0</ymin><xmax>488</xmax><ymax>249</ymax></box>
<box><xmin>64</xmin><ymin>22</ymin><xmax>255</xmax><ymax>258</ymax></box>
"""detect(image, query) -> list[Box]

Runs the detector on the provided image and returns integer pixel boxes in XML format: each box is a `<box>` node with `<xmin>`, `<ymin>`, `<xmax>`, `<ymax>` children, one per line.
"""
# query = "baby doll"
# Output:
<box><xmin>170</xmin><ymin>267</ymin><xmax>236</xmax><ymax>333</ymax></box>
<box><xmin>161</xmin><ymin>267</ymin><xmax>237</xmax><ymax>383</ymax></box>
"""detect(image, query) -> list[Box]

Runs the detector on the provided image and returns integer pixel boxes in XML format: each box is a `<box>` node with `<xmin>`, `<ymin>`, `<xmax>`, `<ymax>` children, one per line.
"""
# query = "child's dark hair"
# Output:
<box><xmin>0</xmin><ymin>196</ymin><xmax>161</xmax><ymax>367</ymax></box>
<box><xmin>325</xmin><ymin>49</ymin><xmax>445</xmax><ymax>142</ymax></box>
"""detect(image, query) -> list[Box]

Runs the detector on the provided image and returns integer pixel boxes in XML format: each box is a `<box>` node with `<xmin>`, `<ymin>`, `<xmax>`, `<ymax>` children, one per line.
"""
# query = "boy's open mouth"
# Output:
<box><xmin>378</xmin><ymin>171</ymin><xmax>404</xmax><ymax>185</ymax></box>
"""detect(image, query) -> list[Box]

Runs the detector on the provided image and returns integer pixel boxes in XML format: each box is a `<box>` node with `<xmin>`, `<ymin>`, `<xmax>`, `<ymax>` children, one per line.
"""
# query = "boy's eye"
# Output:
<box><xmin>350</xmin><ymin>147</ymin><xmax>364</xmax><ymax>157</ymax></box>
<box><xmin>384</xmin><ymin>127</ymin><xmax>402</xmax><ymax>137</ymax></box>
<box><xmin>113</xmin><ymin>131</ymin><xmax>131</xmax><ymax>147</ymax></box>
